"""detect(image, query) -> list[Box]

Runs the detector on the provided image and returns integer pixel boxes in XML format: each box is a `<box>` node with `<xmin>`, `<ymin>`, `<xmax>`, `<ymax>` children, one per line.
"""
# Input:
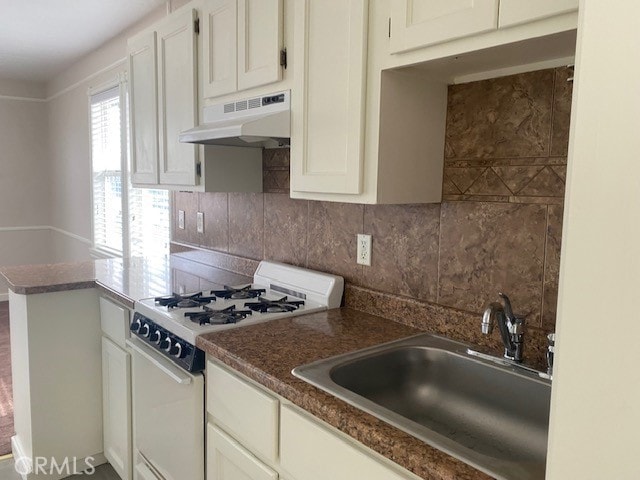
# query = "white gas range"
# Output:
<box><xmin>127</xmin><ymin>261</ymin><xmax>343</xmax><ymax>480</ymax></box>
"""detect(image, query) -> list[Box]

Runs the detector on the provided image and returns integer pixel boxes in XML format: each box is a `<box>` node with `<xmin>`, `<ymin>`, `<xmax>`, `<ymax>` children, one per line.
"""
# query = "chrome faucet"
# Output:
<box><xmin>481</xmin><ymin>293</ymin><xmax>524</xmax><ymax>363</ymax></box>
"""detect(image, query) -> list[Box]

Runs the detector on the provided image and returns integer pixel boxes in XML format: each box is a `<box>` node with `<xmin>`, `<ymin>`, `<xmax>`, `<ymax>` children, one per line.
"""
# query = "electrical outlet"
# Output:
<box><xmin>178</xmin><ymin>210</ymin><xmax>185</xmax><ymax>230</ymax></box>
<box><xmin>357</xmin><ymin>234</ymin><xmax>372</xmax><ymax>266</ymax></box>
<box><xmin>196</xmin><ymin>212</ymin><xmax>204</xmax><ymax>234</ymax></box>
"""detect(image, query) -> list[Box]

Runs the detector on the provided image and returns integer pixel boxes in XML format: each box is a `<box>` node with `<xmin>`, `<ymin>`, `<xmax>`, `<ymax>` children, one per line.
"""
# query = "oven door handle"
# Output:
<box><xmin>126</xmin><ymin>338</ymin><xmax>193</xmax><ymax>385</ymax></box>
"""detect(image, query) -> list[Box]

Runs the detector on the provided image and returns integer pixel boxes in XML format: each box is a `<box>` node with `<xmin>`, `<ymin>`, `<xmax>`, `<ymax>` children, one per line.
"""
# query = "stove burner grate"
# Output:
<box><xmin>210</xmin><ymin>285</ymin><xmax>266</xmax><ymax>300</ymax></box>
<box><xmin>155</xmin><ymin>292</ymin><xmax>217</xmax><ymax>309</ymax></box>
<box><xmin>244</xmin><ymin>296</ymin><xmax>304</xmax><ymax>314</ymax></box>
<box><xmin>184</xmin><ymin>305</ymin><xmax>252</xmax><ymax>326</ymax></box>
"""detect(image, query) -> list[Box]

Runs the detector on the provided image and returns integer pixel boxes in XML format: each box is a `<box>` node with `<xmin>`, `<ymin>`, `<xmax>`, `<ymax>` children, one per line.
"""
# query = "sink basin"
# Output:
<box><xmin>292</xmin><ymin>334</ymin><xmax>551</xmax><ymax>480</ymax></box>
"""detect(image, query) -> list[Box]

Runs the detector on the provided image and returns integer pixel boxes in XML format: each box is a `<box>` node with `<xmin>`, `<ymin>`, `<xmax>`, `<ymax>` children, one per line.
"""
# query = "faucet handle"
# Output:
<box><xmin>498</xmin><ymin>292</ymin><xmax>515</xmax><ymax>322</ymax></box>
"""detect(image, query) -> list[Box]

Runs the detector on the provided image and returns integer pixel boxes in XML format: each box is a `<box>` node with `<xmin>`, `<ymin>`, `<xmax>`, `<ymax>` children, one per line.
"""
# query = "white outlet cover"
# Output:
<box><xmin>197</xmin><ymin>212</ymin><xmax>204</xmax><ymax>233</ymax></box>
<box><xmin>178</xmin><ymin>210</ymin><xmax>185</xmax><ymax>230</ymax></box>
<box><xmin>357</xmin><ymin>234</ymin><xmax>372</xmax><ymax>266</ymax></box>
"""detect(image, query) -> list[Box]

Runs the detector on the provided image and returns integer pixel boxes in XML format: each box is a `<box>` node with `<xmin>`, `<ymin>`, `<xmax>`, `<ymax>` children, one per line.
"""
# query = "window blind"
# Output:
<box><xmin>90</xmin><ymin>84</ymin><xmax>169</xmax><ymax>258</ymax></box>
<box><xmin>90</xmin><ymin>86</ymin><xmax>123</xmax><ymax>255</ymax></box>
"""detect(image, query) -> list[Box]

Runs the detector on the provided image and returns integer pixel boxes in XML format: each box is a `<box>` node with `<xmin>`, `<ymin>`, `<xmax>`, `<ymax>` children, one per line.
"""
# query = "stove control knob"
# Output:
<box><xmin>169</xmin><ymin>342</ymin><xmax>181</xmax><ymax>357</ymax></box>
<box><xmin>130</xmin><ymin>318</ymin><xmax>142</xmax><ymax>333</ymax></box>
<box><xmin>150</xmin><ymin>329</ymin><xmax>163</xmax><ymax>344</ymax></box>
<box><xmin>161</xmin><ymin>338</ymin><xmax>173</xmax><ymax>352</ymax></box>
<box><xmin>140</xmin><ymin>323</ymin><xmax>151</xmax><ymax>337</ymax></box>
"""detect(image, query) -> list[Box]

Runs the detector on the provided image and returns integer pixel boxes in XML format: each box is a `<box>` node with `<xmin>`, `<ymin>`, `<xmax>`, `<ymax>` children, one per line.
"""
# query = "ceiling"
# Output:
<box><xmin>0</xmin><ymin>0</ymin><xmax>166</xmax><ymax>83</ymax></box>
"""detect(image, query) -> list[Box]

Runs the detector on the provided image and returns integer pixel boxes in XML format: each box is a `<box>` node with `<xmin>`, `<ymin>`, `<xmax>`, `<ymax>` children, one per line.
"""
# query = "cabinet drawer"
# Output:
<box><xmin>207</xmin><ymin>361</ymin><xmax>279</xmax><ymax>463</ymax></box>
<box><xmin>100</xmin><ymin>297</ymin><xmax>130</xmax><ymax>348</ymax></box>
<box><xmin>280</xmin><ymin>405</ymin><xmax>414</xmax><ymax>480</ymax></box>
<box><xmin>207</xmin><ymin>423</ymin><xmax>278</xmax><ymax>480</ymax></box>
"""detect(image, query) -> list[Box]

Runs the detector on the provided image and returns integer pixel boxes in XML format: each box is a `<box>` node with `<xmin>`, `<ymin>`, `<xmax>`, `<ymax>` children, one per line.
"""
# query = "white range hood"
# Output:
<box><xmin>180</xmin><ymin>90</ymin><xmax>290</xmax><ymax>148</ymax></box>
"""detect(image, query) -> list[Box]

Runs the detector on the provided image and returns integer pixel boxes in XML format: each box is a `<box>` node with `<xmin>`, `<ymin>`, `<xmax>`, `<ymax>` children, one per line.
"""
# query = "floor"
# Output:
<box><xmin>0</xmin><ymin>302</ymin><xmax>13</xmax><ymax>457</ymax></box>
<box><xmin>0</xmin><ymin>457</ymin><xmax>120</xmax><ymax>479</ymax></box>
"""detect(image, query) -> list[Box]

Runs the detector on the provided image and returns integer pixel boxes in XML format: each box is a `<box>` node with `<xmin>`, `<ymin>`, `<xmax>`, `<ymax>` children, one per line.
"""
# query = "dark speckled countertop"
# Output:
<box><xmin>0</xmin><ymin>253</ymin><xmax>252</xmax><ymax>308</ymax></box>
<box><xmin>197</xmin><ymin>308</ymin><xmax>493</xmax><ymax>480</ymax></box>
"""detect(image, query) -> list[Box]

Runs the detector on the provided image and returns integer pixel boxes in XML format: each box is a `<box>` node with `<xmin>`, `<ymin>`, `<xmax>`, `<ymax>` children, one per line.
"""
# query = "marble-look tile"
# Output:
<box><xmin>442</xmin><ymin>175</ymin><xmax>461</xmax><ymax>195</ymax></box>
<box><xmin>550</xmin><ymin>66</ymin><xmax>574</xmax><ymax>156</ymax></box>
<box><xmin>550</xmin><ymin>164</ymin><xmax>567</xmax><ymax>182</ymax></box>
<box><xmin>199</xmin><ymin>193</ymin><xmax>228</xmax><ymax>252</ymax></box>
<box><xmin>542</xmin><ymin>204</ymin><xmax>564</xmax><ymax>329</ymax></box>
<box><xmin>438</xmin><ymin>202</ymin><xmax>547</xmax><ymax>324</ymax></box>
<box><xmin>173</xmin><ymin>191</ymin><xmax>199</xmax><ymax>245</ymax></box>
<box><xmin>362</xmin><ymin>204</ymin><xmax>440</xmax><ymax>302</ymax></box>
<box><xmin>263</xmin><ymin>147</ymin><xmax>290</xmax><ymax>168</ymax></box>
<box><xmin>466</xmin><ymin>168</ymin><xmax>512</xmax><ymax>195</ymax></box>
<box><xmin>445</xmin><ymin>69</ymin><xmax>554</xmax><ymax>159</ymax></box>
<box><xmin>263</xmin><ymin>169</ymin><xmax>290</xmax><ymax>193</ymax></box>
<box><xmin>518</xmin><ymin>166</ymin><xmax>565</xmax><ymax>197</ymax></box>
<box><xmin>445</xmin><ymin>167</ymin><xmax>485</xmax><ymax>192</ymax></box>
<box><xmin>493</xmin><ymin>165</ymin><xmax>545</xmax><ymax>193</ymax></box>
<box><xmin>307</xmin><ymin>201</ymin><xmax>364</xmax><ymax>284</ymax></box>
<box><xmin>228</xmin><ymin>193</ymin><xmax>264</xmax><ymax>260</ymax></box>
<box><xmin>264</xmin><ymin>194</ymin><xmax>308</xmax><ymax>267</ymax></box>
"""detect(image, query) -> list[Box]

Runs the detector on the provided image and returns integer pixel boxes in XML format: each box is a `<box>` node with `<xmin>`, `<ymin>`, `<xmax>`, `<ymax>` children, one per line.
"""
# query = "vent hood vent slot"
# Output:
<box><xmin>180</xmin><ymin>90</ymin><xmax>290</xmax><ymax>148</ymax></box>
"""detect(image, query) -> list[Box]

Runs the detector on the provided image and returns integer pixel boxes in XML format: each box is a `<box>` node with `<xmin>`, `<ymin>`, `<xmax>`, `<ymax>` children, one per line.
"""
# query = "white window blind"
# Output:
<box><xmin>91</xmin><ymin>86</ymin><xmax>123</xmax><ymax>255</ymax></box>
<box><xmin>90</xmin><ymin>84</ymin><xmax>170</xmax><ymax>258</ymax></box>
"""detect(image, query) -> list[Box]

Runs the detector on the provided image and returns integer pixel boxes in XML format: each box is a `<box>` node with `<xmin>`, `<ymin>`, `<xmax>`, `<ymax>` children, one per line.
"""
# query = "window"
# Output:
<box><xmin>90</xmin><ymin>82</ymin><xmax>169</xmax><ymax>258</ymax></box>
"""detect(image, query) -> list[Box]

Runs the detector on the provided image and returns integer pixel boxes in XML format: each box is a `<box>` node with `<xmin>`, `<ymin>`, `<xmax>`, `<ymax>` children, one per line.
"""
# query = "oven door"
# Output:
<box><xmin>127</xmin><ymin>337</ymin><xmax>204</xmax><ymax>480</ymax></box>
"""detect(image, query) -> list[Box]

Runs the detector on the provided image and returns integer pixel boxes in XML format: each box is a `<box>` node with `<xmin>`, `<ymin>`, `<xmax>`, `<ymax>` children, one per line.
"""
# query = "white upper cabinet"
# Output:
<box><xmin>499</xmin><ymin>0</ymin><xmax>578</xmax><ymax>28</ymax></box>
<box><xmin>128</xmin><ymin>6</ymin><xmax>200</xmax><ymax>188</ymax></box>
<box><xmin>290</xmin><ymin>0</ymin><xmax>368</xmax><ymax>195</ymax></box>
<box><xmin>156</xmin><ymin>9</ymin><xmax>199</xmax><ymax>186</ymax></box>
<box><xmin>202</xmin><ymin>0</ymin><xmax>283</xmax><ymax>99</ymax></box>
<box><xmin>128</xmin><ymin>31</ymin><xmax>159</xmax><ymax>185</ymax></box>
<box><xmin>389</xmin><ymin>0</ymin><xmax>499</xmax><ymax>54</ymax></box>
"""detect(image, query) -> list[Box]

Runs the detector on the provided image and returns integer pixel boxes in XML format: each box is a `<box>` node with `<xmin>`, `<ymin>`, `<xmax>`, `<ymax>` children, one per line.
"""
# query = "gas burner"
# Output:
<box><xmin>184</xmin><ymin>305</ymin><xmax>252</xmax><ymax>326</ymax></box>
<box><xmin>244</xmin><ymin>296</ymin><xmax>304</xmax><ymax>314</ymax></box>
<box><xmin>210</xmin><ymin>285</ymin><xmax>266</xmax><ymax>300</ymax></box>
<box><xmin>155</xmin><ymin>292</ymin><xmax>217</xmax><ymax>309</ymax></box>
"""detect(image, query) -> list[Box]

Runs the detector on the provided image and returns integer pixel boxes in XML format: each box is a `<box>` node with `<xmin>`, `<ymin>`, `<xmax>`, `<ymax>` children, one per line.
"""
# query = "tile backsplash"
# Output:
<box><xmin>173</xmin><ymin>66</ymin><xmax>571</xmax><ymax>348</ymax></box>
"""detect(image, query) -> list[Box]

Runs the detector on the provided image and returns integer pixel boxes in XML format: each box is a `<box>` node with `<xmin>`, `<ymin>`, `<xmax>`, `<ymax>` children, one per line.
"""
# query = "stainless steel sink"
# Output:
<box><xmin>292</xmin><ymin>334</ymin><xmax>551</xmax><ymax>480</ymax></box>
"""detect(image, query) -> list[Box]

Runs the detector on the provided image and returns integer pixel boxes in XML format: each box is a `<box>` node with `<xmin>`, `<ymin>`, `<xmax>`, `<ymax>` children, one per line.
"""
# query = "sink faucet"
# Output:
<box><xmin>481</xmin><ymin>293</ymin><xmax>524</xmax><ymax>363</ymax></box>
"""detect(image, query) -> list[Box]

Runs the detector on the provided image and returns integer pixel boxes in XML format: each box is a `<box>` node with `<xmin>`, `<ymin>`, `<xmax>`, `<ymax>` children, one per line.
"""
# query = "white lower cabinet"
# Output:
<box><xmin>280</xmin><ymin>405</ymin><xmax>413</xmax><ymax>480</ymax></box>
<box><xmin>206</xmin><ymin>359</ymin><xmax>419</xmax><ymax>480</ymax></box>
<box><xmin>102</xmin><ymin>337</ymin><xmax>132</xmax><ymax>480</ymax></box>
<box><xmin>207</xmin><ymin>424</ymin><xmax>278</xmax><ymax>480</ymax></box>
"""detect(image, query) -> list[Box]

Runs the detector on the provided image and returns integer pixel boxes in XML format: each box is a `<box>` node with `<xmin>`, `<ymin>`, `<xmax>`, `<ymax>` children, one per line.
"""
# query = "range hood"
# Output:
<box><xmin>180</xmin><ymin>90</ymin><xmax>290</xmax><ymax>148</ymax></box>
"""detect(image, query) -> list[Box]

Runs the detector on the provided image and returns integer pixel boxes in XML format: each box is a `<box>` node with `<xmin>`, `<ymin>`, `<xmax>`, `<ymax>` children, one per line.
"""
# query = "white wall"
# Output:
<box><xmin>0</xmin><ymin>3</ymin><xmax>176</xmax><ymax>298</ymax></box>
<box><xmin>546</xmin><ymin>0</ymin><xmax>640</xmax><ymax>477</ymax></box>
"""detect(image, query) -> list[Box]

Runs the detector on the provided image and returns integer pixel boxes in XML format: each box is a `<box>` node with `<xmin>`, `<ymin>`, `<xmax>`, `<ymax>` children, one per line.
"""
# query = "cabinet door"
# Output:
<box><xmin>157</xmin><ymin>9</ymin><xmax>199</xmax><ymax>186</ymax></box>
<box><xmin>499</xmin><ymin>0</ymin><xmax>578</xmax><ymax>28</ymax></box>
<box><xmin>102</xmin><ymin>337</ymin><xmax>132</xmax><ymax>480</ymax></box>
<box><xmin>202</xmin><ymin>0</ymin><xmax>238</xmax><ymax>98</ymax></box>
<box><xmin>207</xmin><ymin>424</ymin><xmax>278</xmax><ymax>480</ymax></box>
<box><xmin>280</xmin><ymin>405</ymin><xmax>413</xmax><ymax>480</ymax></box>
<box><xmin>290</xmin><ymin>0</ymin><xmax>368</xmax><ymax>195</ymax></box>
<box><xmin>128</xmin><ymin>31</ymin><xmax>159</xmax><ymax>185</ymax></box>
<box><xmin>237</xmin><ymin>0</ymin><xmax>283</xmax><ymax>91</ymax></box>
<box><xmin>389</xmin><ymin>0</ymin><xmax>499</xmax><ymax>54</ymax></box>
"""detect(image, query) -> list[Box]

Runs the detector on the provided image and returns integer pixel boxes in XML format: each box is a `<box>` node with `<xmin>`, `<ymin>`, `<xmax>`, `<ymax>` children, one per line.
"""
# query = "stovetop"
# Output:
<box><xmin>135</xmin><ymin>285</ymin><xmax>324</xmax><ymax>344</ymax></box>
<box><xmin>133</xmin><ymin>260</ymin><xmax>344</xmax><ymax>345</ymax></box>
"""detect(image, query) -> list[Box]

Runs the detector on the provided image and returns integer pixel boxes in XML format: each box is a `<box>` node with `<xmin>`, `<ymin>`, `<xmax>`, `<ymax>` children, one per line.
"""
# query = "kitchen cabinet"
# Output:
<box><xmin>205</xmin><ymin>359</ymin><xmax>420</xmax><ymax>480</ymax></box>
<box><xmin>499</xmin><ymin>0</ymin><xmax>578</xmax><ymax>28</ymax></box>
<box><xmin>207</xmin><ymin>424</ymin><xmax>278</xmax><ymax>480</ymax></box>
<box><xmin>128</xmin><ymin>6</ymin><xmax>199</xmax><ymax>187</ymax></box>
<box><xmin>389</xmin><ymin>0</ymin><xmax>578</xmax><ymax>54</ymax></box>
<box><xmin>290</xmin><ymin>0</ymin><xmax>368</xmax><ymax>195</ymax></box>
<box><xmin>389</xmin><ymin>0</ymin><xmax>499</xmax><ymax>54</ymax></box>
<box><xmin>280</xmin><ymin>405</ymin><xmax>412</xmax><ymax>480</ymax></box>
<box><xmin>290</xmin><ymin>0</ymin><xmax>447</xmax><ymax>204</ymax></box>
<box><xmin>100</xmin><ymin>297</ymin><xmax>132</xmax><ymax>480</ymax></box>
<box><xmin>201</xmin><ymin>0</ymin><xmax>284</xmax><ymax>99</ymax></box>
